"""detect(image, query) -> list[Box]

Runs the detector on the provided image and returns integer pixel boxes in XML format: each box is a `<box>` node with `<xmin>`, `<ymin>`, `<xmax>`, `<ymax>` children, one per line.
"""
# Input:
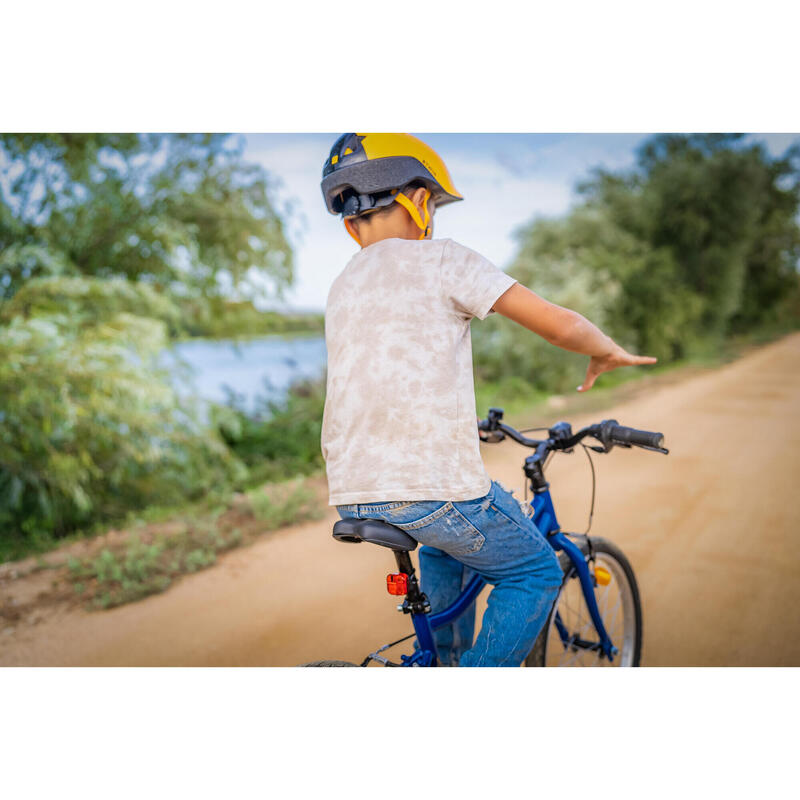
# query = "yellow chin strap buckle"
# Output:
<box><xmin>394</xmin><ymin>189</ymin><xmax>431</xmax><ymax>239</ymax></box>
<box><xmin>343</xmin><ymin>188</ymin><xmax>431</xmax><ymax>246</ymax></box>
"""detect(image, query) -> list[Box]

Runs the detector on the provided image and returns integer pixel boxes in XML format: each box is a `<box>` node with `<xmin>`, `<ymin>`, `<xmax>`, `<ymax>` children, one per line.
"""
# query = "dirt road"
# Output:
<box><xmin>2</xmin><ymin>333</ymin><xmax>799</xmax><ymax>667</ymax></box>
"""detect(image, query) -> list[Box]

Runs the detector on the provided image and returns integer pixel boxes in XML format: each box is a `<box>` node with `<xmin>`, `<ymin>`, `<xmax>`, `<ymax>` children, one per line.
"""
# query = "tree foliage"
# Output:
<box><xmin>0</xmin><ymin>133</ymin><xmax>293</xmax><ymax>302</ymax></box>
<box><xmin>473</xmin><ymin>134</ymin><xmax>800</xmax><ymax>390</ymax></box>
<box><xmin>177</xmin><ymin>297</ymin><xmax>323</xmax><ymax>339</ymax></box>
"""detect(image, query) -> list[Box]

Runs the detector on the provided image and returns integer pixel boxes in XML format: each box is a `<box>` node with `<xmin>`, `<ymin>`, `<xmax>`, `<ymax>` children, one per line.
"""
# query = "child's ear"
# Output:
<box><xmin>410</xmin><ymin>186</ymin><xmax>429</xmax><ymax>210</ymax></box>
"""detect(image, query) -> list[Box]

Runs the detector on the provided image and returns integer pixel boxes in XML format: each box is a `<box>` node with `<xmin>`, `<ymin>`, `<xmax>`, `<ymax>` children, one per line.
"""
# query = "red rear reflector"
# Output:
<box><xmin>386</xmin><ymin>573</ymin><xmax>409</xmax><ymax>595</ymax></box>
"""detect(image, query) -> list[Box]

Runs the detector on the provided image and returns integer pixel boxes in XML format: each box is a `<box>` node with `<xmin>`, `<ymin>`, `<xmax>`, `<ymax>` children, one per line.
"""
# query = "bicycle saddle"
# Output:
<box><xmin>332</xmin><ymin>518</ymin><xmax>417</xmax><ymax>551</ymax></box>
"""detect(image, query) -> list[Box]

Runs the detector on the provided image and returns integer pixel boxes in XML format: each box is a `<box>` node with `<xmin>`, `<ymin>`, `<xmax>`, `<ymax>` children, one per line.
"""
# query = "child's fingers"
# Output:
<box><xmin>628</xmin><ymin>354</ymin><xmax>658</xmax><ymax>365</ymax></box>
<box><xmin>577</xmin><ymin>365</ymin><xmax>598</xmax><ymax>392</ymax></box>
<box><xmin>579</xmin><ymin>352</ymin><xmax>655</xmax><ymax>391</ymax></box>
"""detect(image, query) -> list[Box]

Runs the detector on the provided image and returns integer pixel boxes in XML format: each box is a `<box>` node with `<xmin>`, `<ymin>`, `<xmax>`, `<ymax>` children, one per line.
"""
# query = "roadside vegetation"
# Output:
<box><xmin>177</xmin><ymin>297</ymin><xmax>323</xmax><ymax>340</ymax></box>
<box><xmin>0</xmin><ymin>134</ymin><xmax>311</xmax><ymax>557</ymax></box>
<box><xmin>16</xmin><ymin>475</ymin><xmax>324</xmax><ymax>612</ymax></box>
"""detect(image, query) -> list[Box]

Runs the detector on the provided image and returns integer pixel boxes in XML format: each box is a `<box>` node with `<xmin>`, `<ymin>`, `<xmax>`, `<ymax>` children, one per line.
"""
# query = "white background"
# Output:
<box><xmin>2</xmin><ymin>1</ymin><xmax>798</xmax><ymax>798</ymax></box>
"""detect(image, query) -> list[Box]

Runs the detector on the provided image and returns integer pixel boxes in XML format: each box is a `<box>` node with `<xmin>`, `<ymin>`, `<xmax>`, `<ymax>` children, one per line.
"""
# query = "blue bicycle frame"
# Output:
<box><xmin>401</xmin><ymin>488</ymin><xmax>617</xmax><ymax>666</ymax></box>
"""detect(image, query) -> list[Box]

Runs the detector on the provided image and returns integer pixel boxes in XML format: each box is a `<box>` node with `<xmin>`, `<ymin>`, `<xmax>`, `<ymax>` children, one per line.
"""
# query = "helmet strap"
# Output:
<box><xmin>342</xmin><ymin>188</ymin><xmax>431</xmax><ymax>246</ymax></box>
<box><xmin>394</xmin><ymin>189</ymin><xmax>431</xmax><ymax>239</ymax></box>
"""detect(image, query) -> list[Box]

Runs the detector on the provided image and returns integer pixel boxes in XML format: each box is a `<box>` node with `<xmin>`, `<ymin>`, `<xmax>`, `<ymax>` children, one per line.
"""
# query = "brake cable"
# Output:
<box><xmin>579</xmin><ymin>443</ymin><xmax>597</xmax><ymax>535</ymax></box>
<box><xmin>360</xmin><ymin>631</ymin><xmax>417</xmax><ymax>667</ymax></box>
<box><xmin>517</xmin><ymin>429</ymin><xmax>597</xmax><ymax>535</ymax></box>
<box><xmin>490</xmin><ymin>422</ymin><xmax>598</xmax><ymax>534</ymax></box>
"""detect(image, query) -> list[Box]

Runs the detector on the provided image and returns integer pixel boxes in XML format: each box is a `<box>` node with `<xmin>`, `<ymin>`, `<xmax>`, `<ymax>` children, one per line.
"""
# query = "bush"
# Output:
<box><xmin>216</xmin><ymin>374</ymin><xmax>326</xmax><ymax>486</ymax></box>
<box><xmin>177</xmin><ymin>296</ymin><xmax>324</xmax><ymax>339</ymax></box>
<box><xmin>67</xmin><ymin>522</ymin><xmax>240</xmax><ymax>609</ymax></box>
<box><xmin>245</xmin><ymin>477</ymin><xmax>323</xmax><ymax>529</ymax></box>
<box><xmin>1</xmin><ymin>275</ymin><xmax>182</xmax><ymax>334</ymax></box>
<box><xmin>0</xmin><ymin>277</ymin><xmax>245</xmax><ymax>545</ymax></box>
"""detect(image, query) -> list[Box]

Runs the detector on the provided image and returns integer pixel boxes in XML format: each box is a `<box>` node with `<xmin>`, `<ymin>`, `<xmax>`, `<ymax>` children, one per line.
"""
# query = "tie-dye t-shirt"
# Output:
<box><xmin>321</xmin><ymin>237</ymin><xmax>518</xmax><ymax>506</ymax></box>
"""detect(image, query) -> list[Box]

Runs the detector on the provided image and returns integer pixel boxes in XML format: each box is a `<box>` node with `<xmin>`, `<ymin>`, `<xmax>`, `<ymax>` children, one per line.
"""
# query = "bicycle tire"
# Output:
<box><xmin>299</xmin><ymin>660</ymin><xmax>360</xmax><ymax>667</ymax></box>
<box><xmin>526</xmin><ymin>536</ymin><xmax>643</xmax><ymax>667</ymax></box>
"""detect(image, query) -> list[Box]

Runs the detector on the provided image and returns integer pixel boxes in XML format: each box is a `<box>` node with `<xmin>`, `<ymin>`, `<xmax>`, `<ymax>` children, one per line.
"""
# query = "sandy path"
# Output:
<box><xmin>2</xmin><ymin>333</ymin><xmax>799</xmax><ymax>667</ymax></box>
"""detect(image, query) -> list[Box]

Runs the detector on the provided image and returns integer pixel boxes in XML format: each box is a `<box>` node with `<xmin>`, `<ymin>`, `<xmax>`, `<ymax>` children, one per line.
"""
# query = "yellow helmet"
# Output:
<box><xmin>321</xmin><ymin>133</ymin><xmax>463</xmax><ymax>241</ymax></box>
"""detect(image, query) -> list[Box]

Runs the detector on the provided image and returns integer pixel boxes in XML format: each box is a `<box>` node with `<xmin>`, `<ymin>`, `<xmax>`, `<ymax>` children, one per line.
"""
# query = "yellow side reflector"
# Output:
<box><xmin>331</xmin><ymin>155</ymin><xmax>339</xmax><ymax>165</ymax></box>
<box><xmin>595</xmin><ymin>566</ymin><xmax>611</xmax><ymax>586</ymax></box>
<box><xmin>344</xmin><ymin>147</ymin><xmax>353</xmax><ymax>155</ymax></box>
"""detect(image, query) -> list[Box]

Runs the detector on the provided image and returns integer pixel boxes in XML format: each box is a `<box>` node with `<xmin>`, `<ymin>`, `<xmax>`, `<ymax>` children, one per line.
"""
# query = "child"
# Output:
<box><xmin>319</xmin><ymin>133</ymin><xmax>656</xmax><ymax>666</ymax></box>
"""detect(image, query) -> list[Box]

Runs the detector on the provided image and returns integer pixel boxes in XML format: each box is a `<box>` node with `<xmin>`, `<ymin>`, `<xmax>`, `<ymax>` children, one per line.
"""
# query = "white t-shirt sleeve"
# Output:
<box><xmin>440</xmin><ymin>239</ymin><xmax>518</xmax><ymax>320</ymax></box>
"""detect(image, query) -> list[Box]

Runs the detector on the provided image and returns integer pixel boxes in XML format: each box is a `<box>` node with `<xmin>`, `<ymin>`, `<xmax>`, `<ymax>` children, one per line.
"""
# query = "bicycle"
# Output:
<box><xmin>303</xmin><ymin>407</ymin><xmax>668</xmax><ymax>667</ymax></box>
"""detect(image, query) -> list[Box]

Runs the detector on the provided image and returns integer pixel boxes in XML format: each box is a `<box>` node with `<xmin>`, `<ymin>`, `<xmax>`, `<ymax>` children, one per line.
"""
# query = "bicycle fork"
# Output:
<box><xmin>550</xmin><ymin>532</ymin><xmax>618</xmax><ymax>661</ymax></box>
<box><xmin>531</xmin><ymin>489</ymin><xmax>618</xmax><ymax>661</ymax></box>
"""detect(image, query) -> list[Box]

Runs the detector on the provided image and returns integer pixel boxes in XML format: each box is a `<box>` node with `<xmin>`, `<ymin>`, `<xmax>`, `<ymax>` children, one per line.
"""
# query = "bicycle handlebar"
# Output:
<box><xmin>606</xmin><ymin>424</ymin><xmax>664</xmax><ymax>451</ymax></box>
<box><xmin>478</xmin><ymin>408</ymin><xmax>668</xmax><ymax>455</ymax></box>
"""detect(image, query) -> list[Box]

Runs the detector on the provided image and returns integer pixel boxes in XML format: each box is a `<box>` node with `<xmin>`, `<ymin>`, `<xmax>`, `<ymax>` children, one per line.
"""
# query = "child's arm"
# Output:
<box><xmin>492</xmin><ymin>283</ymin><xmax>657</xmax><ymax>392</ymax></box>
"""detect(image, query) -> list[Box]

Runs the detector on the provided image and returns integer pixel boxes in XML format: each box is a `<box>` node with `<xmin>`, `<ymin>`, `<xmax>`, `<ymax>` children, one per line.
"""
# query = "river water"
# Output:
<box><xmin>165</xmin><ymin>335</ymin><xmax>327</xmax><ymax>411</ymax></box>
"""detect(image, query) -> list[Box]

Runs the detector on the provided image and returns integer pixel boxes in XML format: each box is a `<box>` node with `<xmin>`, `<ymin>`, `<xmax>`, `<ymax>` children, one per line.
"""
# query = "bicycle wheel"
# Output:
<box><xmin>299</xmin><ymin>660</ymin><xmax>360</xmax><ymax>667</ymax></box>
<box><xmin>526</xmin><ymin>537</ymin><xmax>642</xmax><ymax>667</ymax></box>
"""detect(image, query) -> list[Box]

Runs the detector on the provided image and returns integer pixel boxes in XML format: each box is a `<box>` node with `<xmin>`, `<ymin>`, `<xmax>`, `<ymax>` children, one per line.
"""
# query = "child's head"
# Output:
<box><xmin>347</xmin><ymin>181</ymin><xmax>434</xmax><ymax>248</ymax></box>
<box><xmin>321</xmin><ymin>133</ymin><xmax>462</xmax><ymax>248</ymax></box>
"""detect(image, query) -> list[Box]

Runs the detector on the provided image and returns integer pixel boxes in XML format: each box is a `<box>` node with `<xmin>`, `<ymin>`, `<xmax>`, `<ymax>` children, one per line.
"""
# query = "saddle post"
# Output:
<box><xmin>393</xmin><ymin>550</ymin><xmax>430</xmax><ymax>617</ymax></box>
<box><xmin>393</xmin><ymin>549</ymin><xmax>414</xmax><ymax>577</ymax></box>
<box><xmin>331</xmin><ymin>517</ymin><xmax>437</xmax><ymax>663</ymax></box>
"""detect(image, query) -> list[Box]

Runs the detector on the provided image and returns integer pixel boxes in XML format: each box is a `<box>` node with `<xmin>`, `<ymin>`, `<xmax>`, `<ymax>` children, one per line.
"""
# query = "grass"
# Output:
<box><xmin>66</xmin><ymin>519</ymin><xmax>237</xmax><ymax>609</ymax></box>
<box><xmin>63</xmin><ymin>476</ymin><xmax>323</xmax><ymax>610</ymax></box>
<box><xmin>245</xmin><ymin>476</ymin><xmax>323</xmax><ymax>529</ymax></box>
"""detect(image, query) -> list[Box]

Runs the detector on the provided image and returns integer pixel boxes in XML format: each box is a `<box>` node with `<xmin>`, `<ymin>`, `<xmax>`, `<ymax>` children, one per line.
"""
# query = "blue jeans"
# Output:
<box><xmin>336</xmin><ymin>480</ymin><xmax>562</xmax><ymax>667</ymax></box>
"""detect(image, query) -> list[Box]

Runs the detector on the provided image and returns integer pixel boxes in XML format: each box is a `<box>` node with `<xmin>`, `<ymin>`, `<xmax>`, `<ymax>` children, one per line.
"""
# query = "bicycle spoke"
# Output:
<box><xmin>564</xmin><ymin>643</ymin><xmax>583</xmax><ymax>667</ymax></box>
<box><xmin>542</xmin><ymin>549</ymin><xmax>638</xmax><ymax>668</ymax></box>
<box><xmin>606</xmin><ymin>593</ymin><xmax>623</xmax><ymax>636</ymax></box>
<box><xmin>600</xmin><ymin>582</ymin><xmax>611</xmax><ymax>618</ymax></box>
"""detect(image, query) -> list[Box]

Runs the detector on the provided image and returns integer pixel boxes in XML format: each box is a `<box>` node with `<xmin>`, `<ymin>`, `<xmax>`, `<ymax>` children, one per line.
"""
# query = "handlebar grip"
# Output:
<box><xmin>609</xmin><ymin>425</ymin><xmax>664</xmax><ymax>450</ymax></box>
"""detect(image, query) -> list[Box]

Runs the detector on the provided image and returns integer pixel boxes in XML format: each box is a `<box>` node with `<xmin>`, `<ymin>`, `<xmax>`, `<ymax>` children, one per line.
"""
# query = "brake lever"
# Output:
<box><xmin>588</xmin><ymin>442</ymin><xmax>668</xmax><ymax>454</ymax></box>
<box><xmin>640</xmin><ymin>445</ymin><xmax>669</xmax><ymax>455</ymax></box>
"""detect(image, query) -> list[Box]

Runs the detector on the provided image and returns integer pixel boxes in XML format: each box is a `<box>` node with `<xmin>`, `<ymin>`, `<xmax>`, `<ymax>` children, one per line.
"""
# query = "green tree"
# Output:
<box><xmin>581</xmin><ymin>134</ymin><xmax>800</xmax><ymax>348</ymax></box>
<box><xmin>0</xmin><ymin>133</ymin><xmax>293</xmax><ymax>303</ymax></box>
<box><xmin>473</xmin><ymin>133</ymin><xmax>800</xmax><ymax>392</ymax></box>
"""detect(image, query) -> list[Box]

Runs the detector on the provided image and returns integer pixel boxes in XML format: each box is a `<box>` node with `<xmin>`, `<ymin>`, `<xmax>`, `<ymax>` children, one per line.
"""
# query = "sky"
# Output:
<box><xmin>242</xmin><ymin>133</ymin><xmax>800</xmax><ymax>312</ymax></box>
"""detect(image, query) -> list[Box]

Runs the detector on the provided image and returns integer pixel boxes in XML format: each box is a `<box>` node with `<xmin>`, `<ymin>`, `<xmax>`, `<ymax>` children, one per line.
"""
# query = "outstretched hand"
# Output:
<box><xmin>577</xmin><ymin>346</ymin><xmax>657</xmax><ymax>392</ymax></box>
